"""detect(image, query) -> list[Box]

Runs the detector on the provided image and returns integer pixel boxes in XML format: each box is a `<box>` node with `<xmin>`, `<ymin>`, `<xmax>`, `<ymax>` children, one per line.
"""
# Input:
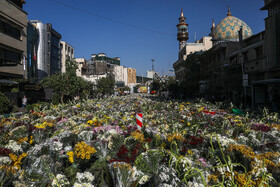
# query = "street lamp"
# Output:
<box><xmin>151</xmin><ymin>59</ymin><xmax>155</xmax><ymax>80</ymax></box>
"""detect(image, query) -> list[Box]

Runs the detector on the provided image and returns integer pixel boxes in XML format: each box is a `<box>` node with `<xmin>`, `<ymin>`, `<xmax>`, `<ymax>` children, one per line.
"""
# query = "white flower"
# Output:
<box><xmin>0</xmin><ymin>156</ymin><xmax>12</xmax><ymax>165</ymax></box>
<box><xmin>138</xmin><ymin>175</ymin><xmax>149</xmax><ymax>184</ymax></box>
<box><xmin>73</xmin><ymin>183</ymin><xmax>82</xmax><ymax>187</ymax></box>
<box><xmin>52</xmin><ymin>141</ymin><xmax>63</xmax><ymax>151</ymax></box>
<box><xmin>52</xmin><ymin>174</ymin><xmax>70</xmax><ymax>186</ymax></box>
<box><xmin>76</xmin><ymin>171</ymin><xmax>94</xmax><ymax>183</ymax></box>
<box><xmin>159</xmin><ymin>172</ymin><xmax>170</xmax><ymax>182</ymax></box>
<box><xmin>64</xmin><ymin>146</ymin><xmax>72</xmax><ymax>152</ymax></box>
<box><xmin>5</xmin><ymin>140</ymin><xmax>22</xmax><ymax>153</ymax></box>
<box><xmin>84</xmin><ymin>172</ymin><xmax>94</xmax><ymax>182</ymax></box>
<box><xmin>78</xmin><ymin>131</ymin><xmax>93</xmax><ymax>143</ymax></box>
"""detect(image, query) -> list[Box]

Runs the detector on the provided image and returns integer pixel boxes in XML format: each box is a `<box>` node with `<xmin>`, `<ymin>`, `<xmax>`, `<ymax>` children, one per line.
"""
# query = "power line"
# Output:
<box><xmin>52</xmin><ymin>0</ymin><xmax>175</xmax><ymax>36</ymax></box>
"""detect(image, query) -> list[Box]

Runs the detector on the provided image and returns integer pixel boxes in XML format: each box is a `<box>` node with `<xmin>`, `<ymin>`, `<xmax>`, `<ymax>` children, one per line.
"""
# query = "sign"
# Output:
<box><xmin>136</xmin><ymin>113</ymin><xmax>143</xmax><ymax>129</ymax></box>
<box><xmin>243</xmin><ymin>74</ymin><xmax>248</xmax><ymax>80</ymax></box>
<box><xmin>243</xmin><ymin>74</ymin><xmax>248</xmax><ymax>86</ymax></box>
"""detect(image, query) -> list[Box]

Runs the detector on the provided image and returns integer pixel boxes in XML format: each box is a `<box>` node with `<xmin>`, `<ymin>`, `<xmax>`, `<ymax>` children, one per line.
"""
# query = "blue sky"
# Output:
<box><xmin>24</xmin><ymin>0</ymin><xmax>267</xmax><ymax>76</ymax></box>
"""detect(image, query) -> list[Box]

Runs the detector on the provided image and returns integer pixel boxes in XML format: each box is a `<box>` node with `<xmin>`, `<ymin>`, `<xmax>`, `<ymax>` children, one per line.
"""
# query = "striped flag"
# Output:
<box><xmin>136</xmin><ymin>113</ymin><xmax>143</xmax><ymax>129</ymax></box>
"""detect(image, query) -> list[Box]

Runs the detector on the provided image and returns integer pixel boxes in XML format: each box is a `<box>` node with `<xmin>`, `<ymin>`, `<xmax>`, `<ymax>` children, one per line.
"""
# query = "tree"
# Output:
<box><xmin>150</xmin><ymin>80</ymin><xmax>162</xmax><ymax>92</ymax></box>
<box><xmin>96</xmin><ymin>77</ymin><xmax>115</xmax><ymax>96</ymax></box>
<box><xmin>166</xmin><ymin>77</ymin><xmax>179</xmax><ymax>98</ymax></box>
<box><xmin>0</xmin><ymin>92</ymin><xmax>12</xmax><ymax>114</ymax></box>
<box><xmin>41</xmin><ymin>58</ymin><xmax>92</xmax><ymax>103</ymax></box>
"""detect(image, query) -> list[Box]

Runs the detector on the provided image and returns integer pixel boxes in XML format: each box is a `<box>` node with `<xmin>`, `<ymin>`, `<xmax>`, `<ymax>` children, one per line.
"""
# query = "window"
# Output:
<box><xmin>0</xmin><ymin>47</ymin><xmax>21</xmax><ymax>66</ymax></box>
<box><xmin>230</xmin><ymin>56</ymin><xmax>237</xmax><ymax>65</ymax></box>
<box><xmin>255</xmin><ymin>46</ymin><xmax>263</xmax><ymax>59</ymax></box>
<box><xmin>243</xmin><ymin>51</ymin><xmax>249</xmax><ymax>62</ymax></box>
<box><xmin>0</xmin><ymin>20</ymin><xmax>21</xmax><ymax>40</ymax></box>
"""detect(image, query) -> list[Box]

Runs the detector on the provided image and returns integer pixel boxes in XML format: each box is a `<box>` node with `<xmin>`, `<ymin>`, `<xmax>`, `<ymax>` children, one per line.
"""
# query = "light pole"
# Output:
<box><xmin>151</xmin><ymin>59</ymin><xmax>155</xmax><ymax>80</ymax></box>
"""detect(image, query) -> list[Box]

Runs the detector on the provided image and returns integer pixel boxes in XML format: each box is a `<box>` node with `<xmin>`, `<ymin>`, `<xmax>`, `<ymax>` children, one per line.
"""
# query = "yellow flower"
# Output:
<box><xmin>187</xmin><ymin>150</ymin><xmax>193</xmax><ymax>156</ymax></box>
<box><xmin>67</xmin><ymin>151</ymin><xmax>74</xmax><ymax>163</ymax></box>
<box><xmin>17</xmin><ymin>137</ymin><xmax>28</xmax><ymax>144</ymax></box>
<box><xmin>76</xmin><ymin>104</ymin><xmax>81</xmax><ymax>108</ymax></box>
<box><xmin>198</xmin><ymin>107</ymin><xmax>204</xmax><ymax>112</ymax></box>
<box><xmin>87</xmin><ymin>120</ymin><xmax>93</xmax><ymax>125</ymax></box>
<box><xmin>74</xmin><ymin>141</ymin><xmax>97</xmax><ymax>160</ymax></box>
<box><xmin>187</xmin><ymin>122</ymin><xmax>191</xmax><ymax>126</ymax></box>
<box><xmin>29</xmin><ymin>136</ymin><xmax>33</xmax><ymax>144</ymax></box>
<box><xmin>131</xmin><ymin>131</ymin><xmax>145</xmax><ymax>142</ymax></box>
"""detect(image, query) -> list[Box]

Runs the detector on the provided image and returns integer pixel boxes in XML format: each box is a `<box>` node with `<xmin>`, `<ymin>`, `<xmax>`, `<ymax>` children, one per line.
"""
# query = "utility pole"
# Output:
<box><xmin>151</xmin><ymin>59</ymin><xmax>155</xmax><ymax>80</ymax></box>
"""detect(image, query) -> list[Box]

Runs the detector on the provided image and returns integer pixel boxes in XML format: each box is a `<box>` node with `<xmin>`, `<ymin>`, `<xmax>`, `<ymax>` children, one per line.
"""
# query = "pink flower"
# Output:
<box><xmin>198</xmin><ymin>157</ymin><xmax>207</xmax><ymax>167</ymax></box>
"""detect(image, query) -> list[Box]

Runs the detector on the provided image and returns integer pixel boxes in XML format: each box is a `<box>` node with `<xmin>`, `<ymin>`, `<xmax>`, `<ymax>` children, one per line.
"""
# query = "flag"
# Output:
<box><xmin>33</xmin><ymin>47</ymin><xmax>36</xmax><ymax>61</ymax></box>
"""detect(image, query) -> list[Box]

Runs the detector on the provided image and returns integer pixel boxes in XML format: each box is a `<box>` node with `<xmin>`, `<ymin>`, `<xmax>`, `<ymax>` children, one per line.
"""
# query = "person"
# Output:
<box><xmin>22</xmin><ymin>95</ymin><xmax>27</xmax><ymax>108</ymax></box>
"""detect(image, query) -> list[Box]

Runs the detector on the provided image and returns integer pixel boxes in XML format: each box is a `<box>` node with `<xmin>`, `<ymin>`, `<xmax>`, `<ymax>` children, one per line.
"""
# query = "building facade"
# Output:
<box><xmin>0</xmin><ymin>0</ymin><xmax>27</xmax><ymax>79</ymax></box>
<box><xmin>60</xmin><ymin>41</ymin><xmax>74</xmax><ymax>73</ymax></box>
<box><xmin>31</xmin><ymin>21</ymin><xmax>61</xmax><ymax>81</ymax></box>
<box><xmin>127</xmin><ymin>68</ymin><xmax>136</xmax><ymax>86</ymax></box>
<box><xmin>173</xmin><ymin>9</ymin><xmax>212</xmax><ymax>83</ymax></box>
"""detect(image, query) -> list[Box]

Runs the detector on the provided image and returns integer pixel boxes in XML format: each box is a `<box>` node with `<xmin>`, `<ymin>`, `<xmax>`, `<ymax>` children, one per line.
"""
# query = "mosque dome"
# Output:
<box><xmin>212</xmin><ymin>7</ymin><xmax>253</xmax><ymax>41</ymax></box>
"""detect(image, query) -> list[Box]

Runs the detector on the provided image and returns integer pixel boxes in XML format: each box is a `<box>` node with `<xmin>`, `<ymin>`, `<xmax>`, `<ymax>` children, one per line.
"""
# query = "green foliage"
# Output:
<box><xmin>26</xmin><ymin>102</ymin><xmax>50</xmax><ymax>112</ymax></box>
<box><xmin>119</xmin><ymin>86</ymin><xmax>130</xmax><ymax>92</ymax></box>
<box><xmin>0</xmin><ymin>92</ymin><xmax>12</xmax><ymax>114</ymax></box>
<box><xmin>52</xmin><ymin>93</ymin><xmax>60</xmax><ymax>105</ymax></box>
<box><xmin>41</xmin><ymin>58</ymin><xmax>92</xmax><ymax>103</ymax></box>
<box><xmin>11</xmin><ymin>87</ymin><xmax>19</xmax><ymax>93</ymax></box>
<box><xmin>150</xmin><ymin>80</ymin><xmax>162</xmax><ymax>92</ymax></box>
<box><xmin>96</xmin><ymin>77</ymin><xmax>115</xmax><ymax>96</ymax></box>
<box><xmin>135</xmin><ymin>149</ymin><xmax>164</xmax><ymax>174</ymax></box>
<box><xmin>166</xmin><ymin>77</ymin><xmax>179</xmax><ymax>97</ymax></box>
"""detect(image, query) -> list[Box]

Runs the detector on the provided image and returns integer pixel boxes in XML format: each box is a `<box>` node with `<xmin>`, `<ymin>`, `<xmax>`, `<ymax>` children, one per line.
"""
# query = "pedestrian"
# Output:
<box><xmin>22</xmin><ymin>95</ymin><xmax>27</xmax><ymax>108</ymax></box>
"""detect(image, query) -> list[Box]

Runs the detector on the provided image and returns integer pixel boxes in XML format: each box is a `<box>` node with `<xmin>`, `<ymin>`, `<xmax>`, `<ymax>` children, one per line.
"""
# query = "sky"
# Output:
<box><xmin>24</xmin><ymin>0</ymin><xmax>267</xmax><ymax>76</ymax></box>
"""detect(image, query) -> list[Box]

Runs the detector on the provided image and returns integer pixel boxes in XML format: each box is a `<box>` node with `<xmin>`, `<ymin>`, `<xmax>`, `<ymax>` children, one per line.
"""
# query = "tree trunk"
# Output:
<box><xmin>61</xmin><ymin>94</ymin><xmax>64</xmax><ymax>104</ymax></box>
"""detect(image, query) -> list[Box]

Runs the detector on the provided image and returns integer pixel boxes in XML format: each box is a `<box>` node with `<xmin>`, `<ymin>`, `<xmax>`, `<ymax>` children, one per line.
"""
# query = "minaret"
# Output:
<box><xmin>210</xmin><ymin>18</ymin><xmax>215</xmax><ymax>37</ymax></box>
<box><xmin>177</xmin><ymin>9</ymin><xmax>189</xmax><ymax>50</ymax></box>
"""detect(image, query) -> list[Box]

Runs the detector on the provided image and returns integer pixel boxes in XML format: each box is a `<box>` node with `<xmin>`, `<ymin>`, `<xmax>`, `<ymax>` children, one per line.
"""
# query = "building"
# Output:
<box><xmin>0</xmin><ymin>0</ymin><xmax>27</xmax><ymax>79</ymax></box>
<box><xmin>80</xmin><ymin>53</ymin><xmax>120</xmax><ymax>85</ymax></box>
<box><xmin>127</xmin><ymin>68</ymin><xmax>136</xmax><ymax>86</ymax></box>
<box><xmin>60</xmin><ymin>41</ymin><xmax>74</xmax><ymax>73</ymax></box>
<box><xmin>211</xmin><ymin>6</ymin><xmax>253</xmax><ymax>46</ymax></box>
<box><xmin>75</xmin><ymin>57</ymin><xmax>86</xmax><ymax>77</ymax></box>
<box><xmin>253</xmin><ymin>0</ymin><xmax>280</xmax><ymax>111</ymax></box>
<box><xmin>30</xmin><ymin>21</ymin><xmax>61</xmax><ymax>81</ymax></box>
<box><xmin>114</xmin><ymin>65</ymin><xmax>126</xmax><ymax>86</ymax></box>
<box><xmin>26</xmin><ymin>21</ymin><xmax>38</xmax><ymax>81</ymax></box>
<box><xmin>173</xmin><ymin>9</ymin><xmax>212</xmax><ymax>83</ymax></box>
<box><xmin>146</xmin><ymin>70</ymin><xmax>155</xmax><ymax>79</ymax></box>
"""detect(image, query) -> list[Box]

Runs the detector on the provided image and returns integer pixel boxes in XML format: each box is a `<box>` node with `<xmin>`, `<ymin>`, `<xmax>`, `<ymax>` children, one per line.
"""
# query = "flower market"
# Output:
<box><xmin>0</xmin><ymin>95</ymin><xmax>279</xmax><ymax>187</ymax></box>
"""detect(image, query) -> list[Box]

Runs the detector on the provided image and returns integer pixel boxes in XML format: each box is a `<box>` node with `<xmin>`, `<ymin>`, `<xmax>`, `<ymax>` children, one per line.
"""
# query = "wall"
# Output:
<box><xmin>0</xmin><ymin>0</ymin><xmax>27</xmax><ymax>78</ymax></box>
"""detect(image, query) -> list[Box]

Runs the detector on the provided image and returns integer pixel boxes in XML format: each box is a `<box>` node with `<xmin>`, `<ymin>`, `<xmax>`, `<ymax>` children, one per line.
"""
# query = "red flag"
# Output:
<box><xmin>33</xmin><ymin>47</ymin><xmax>36</xmax><ymax>61</ymax></box>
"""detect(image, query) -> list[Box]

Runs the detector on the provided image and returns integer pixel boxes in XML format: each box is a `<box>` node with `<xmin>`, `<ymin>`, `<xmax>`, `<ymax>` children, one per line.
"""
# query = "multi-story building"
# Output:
<box><xmin>60</xmin><ymin>41</ymin><xmax>74</xmax><ymax>73</ymax></box>
<box><xmin>127</xmin><ymin>68</ymin><xmax>136</xmax><ymax>86</ymax></box>
<box><xmin>114</xmin><ymin>65</ymin><xmax>126</xmax><ymax>85</ymax></box>
<box><xmin>75</xmin><ymin>57</ymin><xmax>86</xmax><ymax>77</ymax></box>
<box><xmin>146</xmin><ymin>70</ymin><xmax>155</xmax><ymax>79</ymax></box>
<box><xmin>252</xmin><ymin>0</ymin><xmax>280</xmax><ymax>110</ymax></box>
<box><xmin>30</xmin><ymin>21</ymin><xmax>61</xmax><ymax>81</ymax></box>
<box><xmin>0</xmin><ymin>0</ymin><xmax>27</xmax><ymax>79</ymax></box>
